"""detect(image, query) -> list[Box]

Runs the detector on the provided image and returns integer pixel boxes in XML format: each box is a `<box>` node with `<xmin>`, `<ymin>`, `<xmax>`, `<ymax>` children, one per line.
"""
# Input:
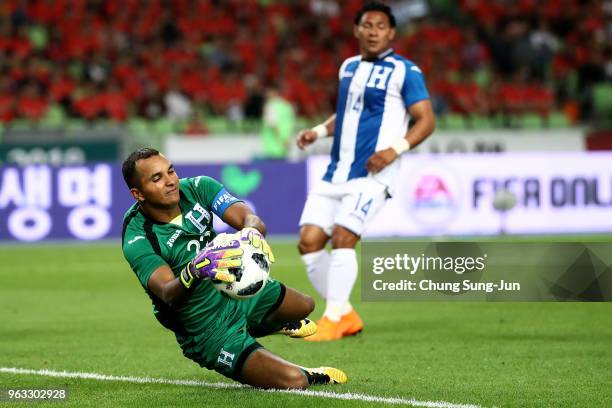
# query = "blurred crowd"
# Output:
<box><xmin>0</xmin><ymin>0</ymin><xmax>610</xmax><ymax>128</ymax></box>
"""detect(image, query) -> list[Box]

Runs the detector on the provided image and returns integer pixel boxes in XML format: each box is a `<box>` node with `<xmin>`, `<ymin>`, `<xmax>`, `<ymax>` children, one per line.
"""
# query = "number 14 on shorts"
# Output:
<box><xmin>354</xmin><ymin>193</ymin><xmax>373</xmax><ymax>217</ymax></box>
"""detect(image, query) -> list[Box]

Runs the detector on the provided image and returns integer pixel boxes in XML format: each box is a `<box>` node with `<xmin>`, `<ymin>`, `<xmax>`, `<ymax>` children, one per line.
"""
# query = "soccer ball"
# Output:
<box><xmin>210</xmin><ymin>233</ymin><xmax>270</xmax><ymax>300</ymax></box>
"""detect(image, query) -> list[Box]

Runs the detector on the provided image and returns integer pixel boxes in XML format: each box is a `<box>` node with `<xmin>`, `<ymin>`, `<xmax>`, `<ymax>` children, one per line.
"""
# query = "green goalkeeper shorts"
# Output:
<box><xmin>180</xmin><ymin>279</ymin><xmax>285</xmax><ymax>380</ymax></box>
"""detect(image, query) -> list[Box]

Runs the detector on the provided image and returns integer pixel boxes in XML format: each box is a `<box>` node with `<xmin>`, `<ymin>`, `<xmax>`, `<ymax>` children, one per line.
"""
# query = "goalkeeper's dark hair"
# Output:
<box><xmin>122</xmin><ymin>147</ymin><xmax>160</xmax><ymax>188</ymax></box>
<box><xmin>354</xmin><ymin>1</ymin><xmax>396</xmax><ymax>28</ymax></box>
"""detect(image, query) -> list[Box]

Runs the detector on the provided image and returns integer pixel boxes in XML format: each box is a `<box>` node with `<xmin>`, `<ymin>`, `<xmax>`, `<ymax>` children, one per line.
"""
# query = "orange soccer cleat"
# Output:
<box><xmin>304</xmin><ymin>310</ymin><xmax>363</xmax><ymax>342</ymax></box>
<box><xmin>339</xmin><ymin>309</ymin><xmax>363</xmax><ymax>336</ymax></box>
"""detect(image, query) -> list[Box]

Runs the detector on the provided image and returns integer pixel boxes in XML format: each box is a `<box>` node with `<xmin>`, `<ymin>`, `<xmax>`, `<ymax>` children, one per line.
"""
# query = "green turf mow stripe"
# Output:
<box><xmin>0</xmin><ymin>367</ymin><xmax>484</xmax><ymax>408</ymax></box>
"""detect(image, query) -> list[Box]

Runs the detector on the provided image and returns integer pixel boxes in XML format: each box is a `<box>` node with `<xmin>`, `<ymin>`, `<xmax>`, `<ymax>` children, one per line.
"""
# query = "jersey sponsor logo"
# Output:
<box><xmin>366</xmin><ymin>65</ymin><xmax>393</xmax><ymax>90</ymax></box>
<box><xmin>127</xmin><ymin>236</ymin><xmax>145</xmax><ymax>245</ymax></box>
<box><xmin>166</xmin><ymin>230</ymin><xmax>183</xmax><ymax>248</ymax></box>
<box><xmin>185</xmin><ymin>202</ymin><xmax>211</xmax><ymax>233</ymax></box>
<box><xmin>217</xmin><ymin>348</ymin><xmax>235</xmax><ymax>368</ymax></box>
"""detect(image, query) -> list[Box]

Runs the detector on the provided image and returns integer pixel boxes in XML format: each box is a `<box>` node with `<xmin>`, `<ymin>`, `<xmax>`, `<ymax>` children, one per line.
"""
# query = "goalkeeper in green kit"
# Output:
<box><xmin>121</xmin><ymin>148</ymin><xmax>347</xmax><ymax>388</ymax></box>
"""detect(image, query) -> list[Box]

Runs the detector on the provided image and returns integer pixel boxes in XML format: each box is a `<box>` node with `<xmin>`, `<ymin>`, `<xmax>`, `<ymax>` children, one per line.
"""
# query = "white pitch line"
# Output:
<box><xmin>0</xmin><ymin>367</ymin><xmax>483</xmax><ymax>408</ymax></box>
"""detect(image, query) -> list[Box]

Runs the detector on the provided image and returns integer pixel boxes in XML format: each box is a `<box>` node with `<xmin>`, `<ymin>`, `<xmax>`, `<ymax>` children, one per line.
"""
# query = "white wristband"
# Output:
<box><xmin>312</xmin><ymin>124</ymin><xmax>328</xmax><ymax>139</ymax></box>
<box><xmin>391</xmin><ymin>139</ymin><xmax>411</xmax><ymax>155</ymax></box>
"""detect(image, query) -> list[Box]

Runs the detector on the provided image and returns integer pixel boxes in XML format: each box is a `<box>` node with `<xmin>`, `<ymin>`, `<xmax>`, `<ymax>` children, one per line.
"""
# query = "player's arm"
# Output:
<box><xmin>296</xmin><ymin>114</ymin><xmax>336</xmax><ymax>150</ymax></box>
<box><xmin>207</xmin><ymin>180</ymin><xmax>265</xmax><ymax>234</ymax></box>
<box><xmin>147</xmin><ymin>246</ymin><xmax>242</xmax><ymax>308</ymax></box>
<box><xmin>222</xmin><ymin>202</ymin><xmax>275</xmax><ymax>262</ymax></box>
<box><xmin>204</xmin><ymin>178</ymin><xmax>274</xmax><ymax>261</ymax></box>
<box><xmin>148</xmin><ymin>265</ymin><xmax>192</xmax><ymax>307</ymax></box>
<box><xmin>366</xmin><ymin>100</ymin><xmax>436</xmax><ymax>173</ymax></box>
<box><xmin>222</xmin><ymin>201</ymin><xmax>266</xmax><ymax>235</ymax></box>
<box><xmin>404</xmin><ymin>99</ymin><xmax>436</xmax><ymax>149</ymax></box>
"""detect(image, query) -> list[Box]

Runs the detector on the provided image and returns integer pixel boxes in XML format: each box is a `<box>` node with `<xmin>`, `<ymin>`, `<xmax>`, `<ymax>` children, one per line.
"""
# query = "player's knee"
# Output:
<box><xmin>331</xmin><ymin>231</ymin><xmax>358</xmax><ymax>249</ymax></box>
<box><xmin>297</xmin><ymin>240</ymin><xmax>309</xmax><ymax>255</ymax></box>
<box><xmin>301</xmin><ymin>294</ymin><xmax>315</xmax><ymax>316</ymax></box>
<box><xmin>289</xmin><ymin>292</ymin><xmax>315</xmax><ymax>318</ymax></box>
<box><xmin>297</xmin><ymin>239</ymin><xmax>322</xmax><ymax>255</ymax></box>
<box><xmin>298</xmin><ymin>226</ymin><xmax>328</xmax><ymax>254</ymax></box>
<box><xmin>277</xmin><ymin>367</ymin><xmax>309</xmax><ymax>389</ymax></box>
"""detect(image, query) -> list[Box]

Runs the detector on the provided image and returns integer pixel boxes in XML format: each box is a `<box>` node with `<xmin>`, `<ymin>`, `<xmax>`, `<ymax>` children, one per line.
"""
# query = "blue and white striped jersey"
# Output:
<box><xmin>323</xmin><ymin>49</ymin><xmax>429</xmax><ymax>186</ymax></box>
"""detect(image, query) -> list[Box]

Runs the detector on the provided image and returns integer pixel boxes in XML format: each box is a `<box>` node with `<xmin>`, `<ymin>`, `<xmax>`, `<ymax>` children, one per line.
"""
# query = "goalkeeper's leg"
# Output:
<box><xmin>240</xmin><ymin>348</ymin><xmax>347</xmax><ymax>389</ymax></box>
<box><xmin>268</xmin><ymin>287</ymin><xmax>318</xmax><ymax>337</ymax></box>
<box><xmin>248</xmin><ymin>286</ymin><xmax>317</xmax><ymax>338</ymax></box>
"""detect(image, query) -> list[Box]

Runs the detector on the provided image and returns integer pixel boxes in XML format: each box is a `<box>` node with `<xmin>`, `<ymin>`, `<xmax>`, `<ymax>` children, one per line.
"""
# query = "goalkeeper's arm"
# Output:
<box><xmin>147</xmin><ymin>242</ymin><xmax>241</xmax><ymax>307</ymax></box>
<box><xmin>222</xmin><ymin>201</ymin><xmax>275</xmax><ymax>262</ymax></box>
<box><xmin>222</xmin><ymin>201</ymin><xmax>267</xmax><ymax>236</ymax></box>
<box><xmin>148</xmin><ymin>264</ymin><xmax>193</xmax><ymax>308</ymax></box>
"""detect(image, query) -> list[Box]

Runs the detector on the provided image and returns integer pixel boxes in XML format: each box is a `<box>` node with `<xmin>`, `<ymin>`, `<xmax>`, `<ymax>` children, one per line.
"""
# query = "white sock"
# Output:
<box><xmin>324</xmin><ymin>248</ymin><xmax>358</xmax><ymax>322</ymax></box>
<box><xmin>301</xmin><ymin>249</ymin><xmax>330</xmax><ymax>299</ymax></box>
<box><xmin>340</xmin><ymin>302</ymin><xmax>353</xmax><ymax>315</ymax></box>
<box><xmin>323</xmin><ymin>300</ymin><xmax>353</xmax><ymax>322</ymax></box>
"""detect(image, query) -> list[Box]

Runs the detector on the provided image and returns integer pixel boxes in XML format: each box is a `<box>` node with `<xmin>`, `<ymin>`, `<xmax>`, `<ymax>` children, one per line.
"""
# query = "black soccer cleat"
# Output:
<box><xmin>275</xmin><ymin>318</ymin><xmax>317</xmax><ymax>338</ymax></box>
<box><xmin>301</xmin><ymin>367</ymin><xmax>348</xmax><ymax>385</ymax></box>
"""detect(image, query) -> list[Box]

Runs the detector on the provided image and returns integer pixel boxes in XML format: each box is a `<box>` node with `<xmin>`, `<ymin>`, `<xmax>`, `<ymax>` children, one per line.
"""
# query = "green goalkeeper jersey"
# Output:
<box><xmin>121</xmin><ymin>176</ymin><xmax>242</xmax><ymax>340</ymax></box>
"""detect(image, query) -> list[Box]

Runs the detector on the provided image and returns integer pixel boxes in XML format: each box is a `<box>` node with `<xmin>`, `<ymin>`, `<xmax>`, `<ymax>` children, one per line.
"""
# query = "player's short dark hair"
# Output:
<box><xmin>122</xmin><ymin>148</ymin><xmax>160</xmax><ymax>189</ymax></box>
<box><xmin>354</xmin><ymin>1</ymin><xmax>396</xmax><ymax>27</ymax></box>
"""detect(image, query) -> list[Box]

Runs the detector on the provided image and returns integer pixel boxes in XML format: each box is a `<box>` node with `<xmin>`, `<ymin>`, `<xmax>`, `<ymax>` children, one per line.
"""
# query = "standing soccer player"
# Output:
<box><xmin>121</xmin><ymin>148</ymin><xmax>347</xmax><ymax>387</ymax></box>
<box><xmin>296</xmin><ymin>2</ymin><xmax>435</xmax><ymax>341</ymax></box>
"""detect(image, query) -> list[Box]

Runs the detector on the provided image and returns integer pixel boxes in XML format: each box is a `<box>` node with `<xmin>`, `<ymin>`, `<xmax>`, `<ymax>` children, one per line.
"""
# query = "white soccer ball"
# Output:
<box><xmin>210</xmin><ymin>233</ymin><xmax>270</xmax><ymax>300</ymax></box>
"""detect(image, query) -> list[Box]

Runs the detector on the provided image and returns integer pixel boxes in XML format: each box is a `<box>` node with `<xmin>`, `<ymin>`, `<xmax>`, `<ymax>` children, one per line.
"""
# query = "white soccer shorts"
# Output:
<box><xmin>299</xmin><ymin>178</ymin><xmax>389</xmax><ymax>236</ymax></box>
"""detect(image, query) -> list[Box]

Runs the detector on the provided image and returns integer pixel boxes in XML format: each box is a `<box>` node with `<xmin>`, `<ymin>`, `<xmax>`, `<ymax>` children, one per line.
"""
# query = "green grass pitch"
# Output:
<box><xmin>1</xmin><ymin>239</ymin><xmax>611</xmax><ymax>407</ymax></box>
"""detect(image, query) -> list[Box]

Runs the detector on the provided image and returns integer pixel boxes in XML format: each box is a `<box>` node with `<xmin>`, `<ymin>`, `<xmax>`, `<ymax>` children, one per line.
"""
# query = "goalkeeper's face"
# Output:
<box><xmin>132</xmin><ymin>154</ymin><xmax>180</xmax><ymax>208</ymax></box>
<box><xmin>354</xmin><ymin>11</ymin><xmax>396</xmax><ymax>59</ymax></box>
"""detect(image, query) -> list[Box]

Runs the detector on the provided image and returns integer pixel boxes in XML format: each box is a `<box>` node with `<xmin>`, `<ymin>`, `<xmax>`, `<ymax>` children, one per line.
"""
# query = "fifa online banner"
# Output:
<box><xmin>0</xmin><ymin>162</ymin><xmax>307</xmax><ymax>241</ymax></box>
<box><xmin>307</xmin><ymin>152</ymin><xmax>612</xmax><ymax>236</ymax></box>
<box><xmin>361</xmin><ymin>242</ymin><xmax>612</xmax><ymax>301</ymax></box>
<box><xmin>1</xmin><ymin>152</ymin><xmax>612</xmax><ymax>242</ymax></box>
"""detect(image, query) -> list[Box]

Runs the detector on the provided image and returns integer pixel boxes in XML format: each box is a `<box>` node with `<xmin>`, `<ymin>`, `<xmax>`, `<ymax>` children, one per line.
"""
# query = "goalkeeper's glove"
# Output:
<box><xmin>239</xmin><ymin>227</ymin><xmax>275</xmax><ymax>263</ymax></box>
<box><xmin>180</xmin><ymin>239</ymin><xmax>243</xmax><ymax>289</ymax></box>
